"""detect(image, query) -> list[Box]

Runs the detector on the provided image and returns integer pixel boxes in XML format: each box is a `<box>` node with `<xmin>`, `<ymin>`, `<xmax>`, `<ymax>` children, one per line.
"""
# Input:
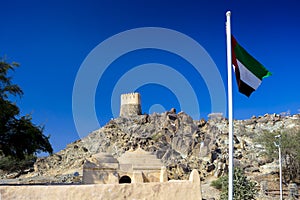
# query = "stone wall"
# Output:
<box><xmin>119</xmin><ymin>104</ymin><xmax>142</xmax><ymax>117</ymax></box>
<box><xmin>121</xmin><ymin>93</ymin><xmax>141</xmax><ymax>105</ymax></box>
<box><xmin>120</xmin><ymin>93</ymin><xmax>142</xmax><ymax>117</ymax></box>
<box><xmin>0</xmin><ymin>170</ymin><xmax>201</xmax><ymax>200</ymax></box>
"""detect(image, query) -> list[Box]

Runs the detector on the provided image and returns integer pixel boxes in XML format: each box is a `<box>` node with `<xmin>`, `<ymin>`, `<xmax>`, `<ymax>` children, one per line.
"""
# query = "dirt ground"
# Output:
<box><xmin>201</xmin><ymin>177</ymin><xmax>221</xmax><ymax>200</ymax></box>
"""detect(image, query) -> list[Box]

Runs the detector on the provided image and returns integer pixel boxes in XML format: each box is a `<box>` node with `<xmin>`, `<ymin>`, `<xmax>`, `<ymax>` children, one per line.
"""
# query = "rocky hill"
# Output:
<box><xmin>1</xmin><ymin>111</ymin><xmax>300</xmax><ymax>198</ymax></box>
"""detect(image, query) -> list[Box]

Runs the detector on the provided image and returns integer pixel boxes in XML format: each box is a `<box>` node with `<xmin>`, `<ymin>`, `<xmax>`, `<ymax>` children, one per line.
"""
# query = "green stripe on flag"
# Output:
<box><xmin>234</xmin><ymin>43</ymin><xmax>272</xmax><ymax>80</ymax></box>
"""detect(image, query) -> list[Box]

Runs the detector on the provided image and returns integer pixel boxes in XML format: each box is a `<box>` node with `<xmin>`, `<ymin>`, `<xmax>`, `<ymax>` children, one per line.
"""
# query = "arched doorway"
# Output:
<box><xmin>119</xmin><ymin>175</ymin><xmax>131</xmax><ymax>184</ymax></box>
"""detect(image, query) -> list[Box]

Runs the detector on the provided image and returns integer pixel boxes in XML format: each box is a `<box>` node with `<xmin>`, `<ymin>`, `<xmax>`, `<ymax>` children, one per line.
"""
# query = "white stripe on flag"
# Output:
<box><xmin>237</xmin><ymin>59</ymin><xmax>262</xmax><ymax>90</ymax></box>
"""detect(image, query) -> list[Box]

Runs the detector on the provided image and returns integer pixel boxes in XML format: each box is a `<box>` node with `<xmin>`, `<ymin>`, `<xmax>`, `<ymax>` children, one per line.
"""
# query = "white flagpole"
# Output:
<box><xmin>226</xmin><ymin>11</ymin><xmax>234</xmax><ymax>200</ymax></box>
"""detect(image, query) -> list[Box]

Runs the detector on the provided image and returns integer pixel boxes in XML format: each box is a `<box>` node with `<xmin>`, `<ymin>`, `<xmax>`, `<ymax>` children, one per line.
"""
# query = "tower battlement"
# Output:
<box><xmin>121</xmin><ymin>93</ymin><xmax>141</xmax><ymax>105</ymax></box>
<box><xmin>120</xmin><ymin>93</ymin><xmax>142</xmax><ymax>117</ymax></box>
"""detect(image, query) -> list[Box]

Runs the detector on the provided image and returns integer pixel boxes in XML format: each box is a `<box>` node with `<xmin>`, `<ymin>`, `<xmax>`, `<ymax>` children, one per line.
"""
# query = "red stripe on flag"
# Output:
<box><xmin>231</xmin><ymin>35</ymin><xmax>242</xmax><ymax>90</ymax></box>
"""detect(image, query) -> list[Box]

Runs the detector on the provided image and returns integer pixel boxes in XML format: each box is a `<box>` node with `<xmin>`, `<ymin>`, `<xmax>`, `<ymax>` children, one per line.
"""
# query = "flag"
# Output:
<box><xmin>231</xmin><ymin>35</ymin><xmax>271</xmax><ymax>97</ymax></box>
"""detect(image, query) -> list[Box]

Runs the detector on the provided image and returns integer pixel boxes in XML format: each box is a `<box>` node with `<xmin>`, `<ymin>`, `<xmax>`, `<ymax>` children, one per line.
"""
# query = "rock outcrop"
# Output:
<box><xmin>2</xmin><ymin>111</ymin><xmax>300</xmax><ymax>199</ymax></box>
<box><xmin>23</xmin><ymin>112</ymin><xmax>299</xmax><ymax>180</ymax></box>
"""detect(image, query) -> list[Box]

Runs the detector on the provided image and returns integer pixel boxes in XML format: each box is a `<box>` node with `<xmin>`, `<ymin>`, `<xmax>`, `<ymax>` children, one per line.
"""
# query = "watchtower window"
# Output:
<box><xmin>119</xmin><ymin>175</ymin><xmax>131</xmax><ymax>184</ymax></box>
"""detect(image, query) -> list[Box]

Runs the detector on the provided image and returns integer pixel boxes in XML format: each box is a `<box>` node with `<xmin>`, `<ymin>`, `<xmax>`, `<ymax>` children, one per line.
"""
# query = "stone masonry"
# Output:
<box><xmin>119</xmin><ymin>93</ymin><xmax>142</xmax><ymax>117</ymax></box>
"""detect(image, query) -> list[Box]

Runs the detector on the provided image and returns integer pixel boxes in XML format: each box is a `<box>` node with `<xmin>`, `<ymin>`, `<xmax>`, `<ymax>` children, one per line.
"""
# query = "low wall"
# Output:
<box><xmin>0</xmin><ymin>170</ymin><xmax>202</xmax><ymax>200</ymax></box>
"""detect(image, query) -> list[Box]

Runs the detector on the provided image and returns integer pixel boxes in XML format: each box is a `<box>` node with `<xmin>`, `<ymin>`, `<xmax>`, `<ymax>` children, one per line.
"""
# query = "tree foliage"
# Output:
<box><xmin>211</xmin><ymin>167</ymin><xmax>257</xmax><ymax>200</ymax></box>
<box><xmin>257</xmin><ymin>129</ymin><xmax>300</xmax><ymax>183</ymax></box>
<box><xmin>0</xmin><ymin>59</ymin><xmax>53</xmax><ymax>161</ymax></box>
<box><xmin>0</xmin><ymin>155</ymin><xmax>36</xmax><ymax>173</ymax></box>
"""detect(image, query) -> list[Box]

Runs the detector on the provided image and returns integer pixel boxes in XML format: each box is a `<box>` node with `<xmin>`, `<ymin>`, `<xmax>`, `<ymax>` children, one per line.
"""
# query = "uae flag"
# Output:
<box><xmin>231</xmin><ymin>35</ymin><xmax>271</xmax><ymax>97</ymax></box>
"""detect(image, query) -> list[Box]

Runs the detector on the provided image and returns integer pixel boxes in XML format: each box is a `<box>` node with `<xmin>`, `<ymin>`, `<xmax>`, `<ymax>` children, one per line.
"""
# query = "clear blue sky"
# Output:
<box><xmin>1</xmin><ymin>0</ymin><xmax>299</xmax><ymax>154</ymax></box>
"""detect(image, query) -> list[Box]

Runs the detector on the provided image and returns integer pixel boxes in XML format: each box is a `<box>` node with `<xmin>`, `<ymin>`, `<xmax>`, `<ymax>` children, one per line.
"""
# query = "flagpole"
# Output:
<box><xmin>226</xmin><ymin>11</ymin><xmax>234</xmax><ymax>200</ymax></box>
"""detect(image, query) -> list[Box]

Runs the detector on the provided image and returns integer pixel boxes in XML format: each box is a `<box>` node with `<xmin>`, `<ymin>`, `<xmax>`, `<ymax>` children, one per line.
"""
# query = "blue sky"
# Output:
<box><xmin>1</xmin><ymin>0</ymin><xmax>299</xmax><ymax>154</ymax></box>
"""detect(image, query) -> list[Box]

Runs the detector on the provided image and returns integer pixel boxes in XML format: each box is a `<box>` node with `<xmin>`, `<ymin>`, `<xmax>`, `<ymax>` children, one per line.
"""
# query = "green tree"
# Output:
<box><xmin>211</xmin><ymin>168</ymin><xmax>257</xmax><ymax>200</ymax></box>
<box><xmin>257</xmin><ymin>129</ymin><xmax>300</xmax><ymax>183</ymax></box>
<box><xmin>0</xmin><ymin>58</ymin><xmax>53</xmax><ymax>161</ymax></box>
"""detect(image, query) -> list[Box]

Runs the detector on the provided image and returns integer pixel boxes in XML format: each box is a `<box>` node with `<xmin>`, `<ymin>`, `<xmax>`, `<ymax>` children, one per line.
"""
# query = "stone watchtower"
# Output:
<box><xmin>119</xmin><ymin>93</ymin><xmax>142</xmax><ymax>117</ymax></box>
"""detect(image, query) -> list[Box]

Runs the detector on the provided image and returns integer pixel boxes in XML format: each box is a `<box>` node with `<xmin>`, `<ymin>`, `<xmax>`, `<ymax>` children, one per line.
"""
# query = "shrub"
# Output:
<box><xmin>256</xmin><ymin>129</ymin><xmax>300</xmax><ymax>183</ymax></box>
<box><xmin>211</xmin><ymin>167</ymin><xmax>257</xmax><ymax>200</ymax></box>
<box><xmin>0</xmin><ymin>155</ymin><xmax>36</xmax><ymax>173</ymax></box>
